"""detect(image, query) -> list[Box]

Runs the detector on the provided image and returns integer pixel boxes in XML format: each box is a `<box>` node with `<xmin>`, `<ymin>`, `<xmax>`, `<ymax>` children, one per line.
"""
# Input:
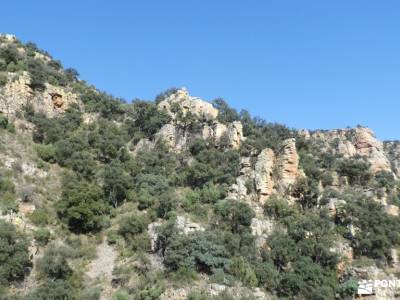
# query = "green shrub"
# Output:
<box><xmin>26</xmin><ymin>279</ymin><xmax>73</xmax><ymax>300</ymax></box>
<box><xmin>35</xmin><ymin>144</ymin><xmax>57</xmax><ymax>163</ymax></box>
<box><xmin>28</xmin><ymin>207</ymin><xmax>49</xmax><ymax>226</ymax></box>
<box><xmin>34</xmin><ymin>227</ymin><xmax>51</xmax><ymax>246</ymax></box>
<box><xmin>214</xmin><ymin>200</ymin><xmax>254</xmax><ymax>234</ymax></box>
<box><xmin>118</xmin><ymin>212</ymin><xmax>151</xmax><ymax>251</ymax></box>
<box><xmin>0</xmin><ymin>113</ymin><xmax>8</xmax><ymax>129</ymax></box>
<box><xmin>57</xmin><ymin>175</ymin><xmax>109</xmax><ymax>233</ymax></box>
<box><xmin>36</xmin><ymin>244</ymin><xmax>73</xmax><ymax>280</ymax></box>
<box><xmin>0</xmin><ymin>220</ymin><xmax>32</xmax><ymax>285</ymax></box>
<box><xmin>0</xmin><ymin>73</ymin><xmax>7</xmax><ymax>86</ymax></box>
<box><xmin>336</xmin><ymin>158</ymin><xmax>372</xmax><ymax>186</ymax></box>
<box><xmin>164</xmin><ymin>231</ymin><xmax>230</xmax><ymax>273</ymax></box>
<box><xmin>228</xmin><ymin>257</ymin><xmax>258</xmax><ymax>287</ymax></box>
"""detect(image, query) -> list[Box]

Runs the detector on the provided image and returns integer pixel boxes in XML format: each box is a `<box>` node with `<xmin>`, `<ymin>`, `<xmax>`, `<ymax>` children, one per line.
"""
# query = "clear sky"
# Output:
<box><xmin>1</xmin><ymin>1</ymin><xmax>399</xmax><ymax>140</ymax></box>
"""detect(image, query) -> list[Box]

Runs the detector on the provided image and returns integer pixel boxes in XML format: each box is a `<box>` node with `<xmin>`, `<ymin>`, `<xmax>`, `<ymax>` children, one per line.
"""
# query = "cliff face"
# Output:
<box><xmin>305</xmin><ymin>127</ymin><xmax>393</xmax><ymax>175</ymax></box>
<box><xmin>384</xmin><ymin>141</ymin><xmax>400</xmax><ymax>177</ymax></box>
<box><xmin>151</xmin><ymin>88</ymin><xmax>244</xmax><ymax>151</ymax></box>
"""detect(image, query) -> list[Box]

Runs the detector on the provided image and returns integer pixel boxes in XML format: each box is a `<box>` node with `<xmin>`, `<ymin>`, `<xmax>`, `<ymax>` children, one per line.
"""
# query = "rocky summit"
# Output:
<box><xmin>1</xmin><ymin>34</ymin><xmax>400</xmax><ymax>300</ymax></box>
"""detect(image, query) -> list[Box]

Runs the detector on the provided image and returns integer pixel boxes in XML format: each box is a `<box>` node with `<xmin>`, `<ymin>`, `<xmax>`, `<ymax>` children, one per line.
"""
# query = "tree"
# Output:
<box><xmin>212</xmin><ymin>98</ymin><xmax>239</xmax><ymax>123</ymax></box>
<box><xmin>336</xmin><ymin>158</ymin><xmax>372</xmax><ymax>186</ymax></box>
<box><xmin>214</xmin><ymin>200</ymin><xmax>255</xmax><ymax>234</ymax></box>
<box><xmin>103</xmin><ymin>161</ymin><xmax>132</xmax><ymax>207</ymax></box>
<box><xmin>164</xmin><ymin>231</ymin><xmax>230</xmax><ymax>273</ymax></box>
<box><xmin>57</xmin><ymin>175</ymin><xmax>108</xmax><ymax>233</ymax></box>
<box><xmin>0</xmin><ymin>220</ymin><xmax>32</xmax><ymax>286</ymax></box>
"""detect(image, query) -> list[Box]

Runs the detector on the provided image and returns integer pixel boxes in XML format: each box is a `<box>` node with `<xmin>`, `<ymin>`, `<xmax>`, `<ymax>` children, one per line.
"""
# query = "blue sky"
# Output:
<box><xmin>1</xmin><ymin>1</ymin><xmax>399</xmax><ymax>140</ymax></box>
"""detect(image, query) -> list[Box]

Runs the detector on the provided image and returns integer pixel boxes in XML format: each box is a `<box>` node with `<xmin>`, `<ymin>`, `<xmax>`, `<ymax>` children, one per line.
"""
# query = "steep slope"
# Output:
<box><xmin>1</xmin><ymin>34</ymin><xmax>400</xmax><ymax>300</ymax></box>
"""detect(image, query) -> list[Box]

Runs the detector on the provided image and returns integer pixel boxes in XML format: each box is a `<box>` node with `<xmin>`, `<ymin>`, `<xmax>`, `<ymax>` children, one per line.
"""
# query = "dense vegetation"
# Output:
<box><xmin>1</xmin><ymin>35</ymin><xmax>400</xmax><ymax>300</ymax></box>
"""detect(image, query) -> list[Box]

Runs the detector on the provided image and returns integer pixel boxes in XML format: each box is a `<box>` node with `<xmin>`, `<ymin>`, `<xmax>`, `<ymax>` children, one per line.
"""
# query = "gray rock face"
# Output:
<box><xmin>384</xmin><ymin>141</ymin><xmax>400</xmax><ymax>177</ymax></box>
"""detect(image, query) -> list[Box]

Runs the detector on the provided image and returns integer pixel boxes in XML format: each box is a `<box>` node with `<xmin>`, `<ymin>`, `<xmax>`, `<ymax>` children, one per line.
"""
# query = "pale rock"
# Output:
<box><xmin>18</xmin><ymin>202</ymin><xmax>35</xmax><ymax>216</ymax></box>
<box><xmin>148</xmin><ymin>216</ymin><xmax>204</xmax><ymax>252</ymax></box>
<box><xmin>0</xmin><ymin>33</ymin><xmax>17</xmax><ymax>42</ymax></box>
<box><xmin>277</xmin><ymin>138</ymin><xmax>301</xmax><ymax>188</ymax></box>
<box><xmin>250</xmin><ymin>218</ymin><xmax>274</xmax><ymax>236</ymax></box>
<box><xmin>326</xmin><ymin>198</ymin><xmax>346</xmax><ymax>217</ymax></box>
<box><xmin>202</xmin><ymin>121</ymin><xmax>244</xmax><ymax>149</ymax></box>
<box><xmin>148</xmin><ymin>221</ymin><xmax>163</xmax><ymax>252</ymax></box>
<box><xmin>207</xmin><ymin>284</ymin><xmax>227</xmax><ymax>296</ymax></box>
<box><xmin>0</xmin><ymin>72</ymin><xmax>80</xmax><ymax>118</ymax></box>
<box><xmin>331</xmin><ymin>240</ymin><xmax>353</xmax><ymax>274</ymax></box>
<box><xmin>386</xmin><ymin>204</ymin><xmax>399</xmax><ymax>217</ymax></box>
<box><xmin>0</xmin><ymin>72</ymin><xmax>33</xmax><ymax>116</ymax></box>
<box><xmin>254</xmin><ymin>148</ymin><xmax>275</xmax><ymax>202</ymax></box>
<box><xmin>132</xmin><ymin>138</ymin><xmax>155</xmax><ymax>156</ymax></box>
<box><xmin>384</xmin><ymin>141</ymin><xmax>400</xmax><ymax>176</ymax></box>
<box><xmin>175</xmin><ymin>215</ymin><xmax>205</xmax><ymax>235</ymax></box>
<box><xmin>310</xmin><ymin>127</ymin><xmax>392</xmax><ymax>175</ymax></box>
<box><xmin>82</xmin><ymin>112</ymin><xmax>99</xmax><ymax>124</ymax></box>
<box><xmin>227</xmin><ymin>121</ymin><xmax>244</xmax><ymax>149</ymax></box>
<box><xmin>158</xmin><ymin>88</ymin><xmax>218</xmax><ymax>121</ymax></box>
<box><xmin>160</xmin><ymin>288</ymin><xmax>189</xmax><ymax>300</ymax></box>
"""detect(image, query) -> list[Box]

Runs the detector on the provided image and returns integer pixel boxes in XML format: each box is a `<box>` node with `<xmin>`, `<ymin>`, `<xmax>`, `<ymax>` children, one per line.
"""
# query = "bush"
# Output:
<box><xmin>28</xmin><ymin>207</ymin><xmax>49</xmax><ymax>226</ymax></box>
<box><xmin>118</xmin><ymin>212</ymin><xmax>151</xmax><ymax>251</ymax></box>
<box><xmin>214</xmin><ymin>200</ymin><xmax>254</xmax><ymax>234</ymax></box>
<box><xmin>36</xmin><ymin>245</ymin><xmax>73</xmax><ymax>279</ymax></box>
<box><xmin>164</xmin><ymin>231</ymin><xmax>230</xmax><ymax>273</ymax></box>
<box><xmin>0</xmin><ymin>220</ymin><xmax>32</xmax><ymax>285</ymax></box>
<box><xmin>228</xmin><ymin>256</ymin><xmax>258</xmax><ymax>287</ymax></box>
<box><xmin>34</xmin><ymin>227</ymin><xmax>51</xmax><ymax>246</ymax></box>
<box><xmin>336</xmin><ymin>158</ymin><xmax>372</xmax><ymax>186</ymax></box>
<box><xmin>0</xmin><ymin>113</ymin><xmax>8</xmax><ymax>129</ymax></box>
<box><xmin>57</xmin><ymin>175</ymin><xmax>109</xmax><ymax>233</ymax></box>
<box><xmin>35</xmin><ymin>144</ymin><xmax>56</xmax><ymax>163</ymax></box>
<box><xmin>26</xmin><ymin>279</ymin><xmax>73</xmax><ymax>300</ymax></box>
<box><xmin>0</xmin><ymin>73</ymin><xmax>7</xmax><ymax>87</ymax></box>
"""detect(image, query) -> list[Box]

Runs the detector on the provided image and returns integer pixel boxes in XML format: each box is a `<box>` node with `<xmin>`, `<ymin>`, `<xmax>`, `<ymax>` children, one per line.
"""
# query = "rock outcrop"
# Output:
<box><xmin>277</xmin><ymin>138</ymin><xmax>301</xmax><ymax>188</ymax></box>
<box><xmin>158</xmin><ymin>88</ymin><xmax>218</xmax><ymax>121</ymax></box>
<box><xmin>254</xmin><ymin>149</ymin><xmax>275</xmax><ymax>201</ymax></box>
<box><xmin>228</xmin><ymin>138</ymin><xmax>301</xmax><ymax>203</ymax></box>
<box><xmin>384</xmin><ymin>141</ymin><xmax>400</xmax><ymax>176</ymax></box>
<box><xmin>155</xmin><ymin>88</ymin><xmax>244</xmax><ymax>151</ymax></box>
<box><xmin>305</xmin><ymin>127</ymin><xmax>392</xmax><ymax>175</ymax></box>
<box><xmin>0</xmin><ymin>72</ymin><xmax>80</xmax><ymax>118</ymax></box>
<box><xmin>148</xmin><ymin>216</ymin><xmax>204</xmax><ymax>252</ymax></box>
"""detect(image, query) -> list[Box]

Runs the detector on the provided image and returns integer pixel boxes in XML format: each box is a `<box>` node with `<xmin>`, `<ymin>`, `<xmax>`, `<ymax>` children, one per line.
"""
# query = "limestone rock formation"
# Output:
<box><xmin>0</xmin><ymin>72</ymin><xmax>80</xmax><ymax>118</ymax></box>
<box><xmin>277</xmin><ymin>138</ymin><xmax>301</xmax><ymax>188</ymax></box>
<box><xmin>158</xmin><ymin>88</ymin><xmax>218</xmax><ymax>121</ymax></box>
<box><xmin>307</xmin><ymin>127</ymin><xmax>392</xmax><ymax>175</ymax></box>
<box><xmin>202</xmin><ymin>120</ymin><xmax>244</xmax><ymax>149</ymax></box>
<box><xmin>175</xmin><ymin>215</ymin><xmax>205</xmax><ymax>235</ymax></box>
<box><xmin>155</xmin><ymin>88</ymin><xmax>244</xmax><ymax>151</ymax></box>
<box><xmin>384</xmin><ymin>141</ymin><xmax>400</xmax><ymax>177</ymax></box>
<box><xmin>148</xmin><ymin>216</ymin><xmax>204</xmax><ymax>252</ymax></box>
<box><xmin>254</xmin><ymin>149</ymin><xmax>275</xmax><ymax>202</ymax></box>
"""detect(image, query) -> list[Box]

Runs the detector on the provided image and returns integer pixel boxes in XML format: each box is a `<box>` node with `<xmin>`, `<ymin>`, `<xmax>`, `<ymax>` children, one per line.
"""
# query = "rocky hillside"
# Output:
<box><xmin>1</xmin><ymin>34</ymin><xmax>400</xmax><ymax>300</ymax></box>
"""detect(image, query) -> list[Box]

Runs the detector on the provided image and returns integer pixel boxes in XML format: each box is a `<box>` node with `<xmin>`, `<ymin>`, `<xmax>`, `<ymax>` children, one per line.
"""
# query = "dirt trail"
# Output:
<box><xmin>86</xmin><ymin>240</ymin><xmax>117</xmax><ymax>300</ymax></box>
